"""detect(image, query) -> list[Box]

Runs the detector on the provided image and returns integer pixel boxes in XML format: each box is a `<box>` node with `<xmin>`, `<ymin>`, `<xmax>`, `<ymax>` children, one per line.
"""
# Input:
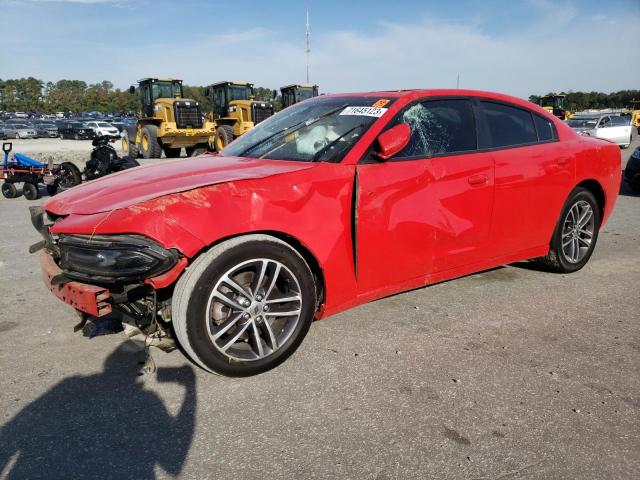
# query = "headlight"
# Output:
<box><xmin>58</xmin><ymin>234</ymin><xmax>179</xmax><ymax>283</ymax></box>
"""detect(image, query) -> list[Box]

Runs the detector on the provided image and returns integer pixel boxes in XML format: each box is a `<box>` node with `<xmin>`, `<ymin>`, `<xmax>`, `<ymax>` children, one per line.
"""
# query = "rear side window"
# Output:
<box><xmin>611</xmin><ymin>116</ymin><xmax>629</xmax><ymax>126</ymax></box>
<box><xmin>479</xmin><ymin>101</ymin><xmax>537</xmax><ymax>148</ymax></box>
<box><xmin>394</xmin><ymin>99</ymin><xmax>476</xmax><ymax>158</ymax></box>
<box><xmin>533</xmin><ymin>114</ymin><xmax>557</xmax><ymax>142</ymax></box>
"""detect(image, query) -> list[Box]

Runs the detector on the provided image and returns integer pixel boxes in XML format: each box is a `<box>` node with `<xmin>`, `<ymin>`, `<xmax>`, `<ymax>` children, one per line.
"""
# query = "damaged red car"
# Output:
<box><xmin>30</xmin><ymin>90</ymin><xmax>621</xmax><ymax>376</ymax></box>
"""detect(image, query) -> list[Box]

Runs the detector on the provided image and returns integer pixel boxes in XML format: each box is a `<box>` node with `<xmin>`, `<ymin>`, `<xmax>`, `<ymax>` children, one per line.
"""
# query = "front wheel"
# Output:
<box><xmin>172</xmin><ymin>234</ymin><xmax>317</xmax><ymax>376</ymax></box>
<box><xmin>534</xmin><ymin>187</ymin><xmax>600</xmax><ymax>273</ymax></box>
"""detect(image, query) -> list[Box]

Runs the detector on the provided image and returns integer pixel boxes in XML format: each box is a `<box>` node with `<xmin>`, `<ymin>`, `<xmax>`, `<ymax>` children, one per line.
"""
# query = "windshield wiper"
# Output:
<box><xmin>311</xmin><ymin>124</ymin><xmax>365</xmax><ymax>163</ymax></box>
<box><xmin>239</xmin><ymin>104</ymin><xmax>348</xmax><ymax>157</ymax></box>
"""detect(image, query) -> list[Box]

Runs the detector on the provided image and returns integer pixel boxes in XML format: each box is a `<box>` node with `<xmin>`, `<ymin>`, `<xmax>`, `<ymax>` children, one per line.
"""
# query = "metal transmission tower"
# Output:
<box><xmin>305</xmin><ymin>6</ymin><xmax>311</xmax><ymax>83</ymax></box>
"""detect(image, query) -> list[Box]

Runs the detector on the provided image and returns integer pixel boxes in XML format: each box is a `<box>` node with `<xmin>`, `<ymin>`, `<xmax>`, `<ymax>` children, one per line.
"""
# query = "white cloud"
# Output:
<box><xmin>1</xmin><ymin>3</ymin><xmax>639</xmax><ymax>98</ymax></box>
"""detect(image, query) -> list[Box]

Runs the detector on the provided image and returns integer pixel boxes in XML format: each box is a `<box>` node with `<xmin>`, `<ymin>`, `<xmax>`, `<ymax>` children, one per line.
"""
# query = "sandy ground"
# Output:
<box><xmin>0</xmin><ymin>137</ymin><xmax>638</xmax><ymax>479</ymax></box>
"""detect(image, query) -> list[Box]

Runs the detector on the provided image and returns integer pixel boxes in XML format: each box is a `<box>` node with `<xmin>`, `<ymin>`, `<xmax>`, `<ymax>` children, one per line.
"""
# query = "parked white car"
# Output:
<box><xmin>83</xmin><ymin>121</ymin><xmax>120</xmax><ymax>139</ymax></box>
<box><xmin>567</xmin><ymin>114</ymin><xmax>633</xmax><ymax>148</ymax></box>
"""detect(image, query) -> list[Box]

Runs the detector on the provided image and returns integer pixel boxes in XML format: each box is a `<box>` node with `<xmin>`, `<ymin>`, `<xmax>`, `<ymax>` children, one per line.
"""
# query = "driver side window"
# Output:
<box><xmin>598</xmin><ymin>116</ymin><xmax>610</xmax><ymax>128</ymax></box>
<box><xmin>391</xmin><ymin>99</ymin><xmax>477</xmax><ymax>159</ymax></box>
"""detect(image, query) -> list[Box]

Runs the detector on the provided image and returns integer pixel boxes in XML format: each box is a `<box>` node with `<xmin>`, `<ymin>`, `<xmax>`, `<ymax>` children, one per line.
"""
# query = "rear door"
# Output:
<box><xmin>609</xmin><ymin>116</ymin><xmax>632</xmax><ymax>144</ymax></box>
<box><xmin>356</xmin><ymin>98</ymin><xmax>494</xmax><ymax>294</ymax></box>
<box><xmin>478</xmin><ymin>101</ymin><xmax>574</xmax><ymax>255</ymax></box>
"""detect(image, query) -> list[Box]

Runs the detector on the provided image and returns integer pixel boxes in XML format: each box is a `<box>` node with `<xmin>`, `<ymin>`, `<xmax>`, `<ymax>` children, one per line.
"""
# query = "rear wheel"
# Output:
<box><xmin>122</xmin><ymin>131</ymin><xmax>139</xmax><ymax>158</ymax></box>
<box><xmin>172</xmin><ymin>234</ymin><xmax>317</xmax><ymax>376</ymax></box>
<box><xmin>534</xmin><ymin>187</ymin><xmax>600</xmax><ymax>273</ymax></box>
<box><xmin>213</xmin><ymin>125</ymin><xmax>234</xmax><ymax>152</ymax></box>
<box><xmin>140</xmin><ymin>125</ymin><xmax>162</xmax><ymax>159</ymax></box>
<box><xmin>162</xmin><ymin>146</ymin><xmax>182</xmax><ymax>158</ymax></box>
<box><xmin>2</xmin><ymin>182</ymin><xmax>17</xmax><ymax>199</ymax></box>
<box><xmin>22</xmin><ymin>182</ymin><xmax>39</xmax><ymax>200</ymax></box>
<box><xmin>185</xmin><ymin>145</ymin><xmax>207</xmax><ymax>157</ymax></box>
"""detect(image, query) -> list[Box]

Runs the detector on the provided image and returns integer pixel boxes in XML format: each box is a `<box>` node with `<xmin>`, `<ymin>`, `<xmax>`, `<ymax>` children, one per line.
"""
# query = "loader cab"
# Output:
<box><xmin>130</xmin><ymin>78</ymin><xmax>184</xmax><ymax>119</ymax></box>
<box><xmin>280</xmin><ymin>84</ymin><xmax>319</xmax><ymax>109</ymax></box>
<box><xmin>205</xmin><ymin>81</ymin><xmax>254</xmax><ymax>119</ymax></box>
<box><xmin>538</xmin><ymin>94</ymin><xmax>569</xmax><ymax>120</ymax></box>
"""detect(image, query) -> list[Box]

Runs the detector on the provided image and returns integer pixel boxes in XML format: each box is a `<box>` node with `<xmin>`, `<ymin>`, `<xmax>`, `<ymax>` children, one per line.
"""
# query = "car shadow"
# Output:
<box><xmin>0</xmin><ymin>341</ymin><xmax>197</xmax><ymax>479</ymax></box>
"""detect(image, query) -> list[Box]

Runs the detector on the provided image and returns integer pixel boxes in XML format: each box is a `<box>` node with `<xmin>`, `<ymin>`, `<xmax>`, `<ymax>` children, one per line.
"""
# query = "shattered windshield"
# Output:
<box><xmin>222</xmin><ymin>96</ymin><xmax>395</xmax><ymax>162</ymax></box>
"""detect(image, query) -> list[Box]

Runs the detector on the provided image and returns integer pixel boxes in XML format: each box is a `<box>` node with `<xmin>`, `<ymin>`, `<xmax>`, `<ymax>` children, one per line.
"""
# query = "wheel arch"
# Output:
<box><xmin>189</xmin><ymin>230</ymin><xmax>326</xmax><ymax>311</ymax></box>
<box><xmin>575</xmin><ymin>178</ymin><xmax>605</xmax><ymax>219</ymax></box>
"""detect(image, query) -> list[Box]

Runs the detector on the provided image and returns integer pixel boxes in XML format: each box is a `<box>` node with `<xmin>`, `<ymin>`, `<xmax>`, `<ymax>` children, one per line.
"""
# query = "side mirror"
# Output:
<box><xmin>128</xmin><ymin>86</ymin><xmax>135</xmax><ymax>94</ymax></box>
<box><xmin>376</xmin><ymin>123</ymin><xmax>411</xmax><ymax>160</ymax></box>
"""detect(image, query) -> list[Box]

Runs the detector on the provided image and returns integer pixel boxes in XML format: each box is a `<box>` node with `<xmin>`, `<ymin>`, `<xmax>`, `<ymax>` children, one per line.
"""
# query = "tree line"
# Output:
<box><xmin>0</xmin><ymin>77</ymin><xmax>279</xmax><ymax>115</ymax></box>
<box><xmin>528</xmin><ymin>90</ymin><xmax>640</xmax><ymax>112</ymax></box>
<box><xmin>2</xmin><ymin>77</ymin><xmax>639</xmax><ymax>114</ymax></box>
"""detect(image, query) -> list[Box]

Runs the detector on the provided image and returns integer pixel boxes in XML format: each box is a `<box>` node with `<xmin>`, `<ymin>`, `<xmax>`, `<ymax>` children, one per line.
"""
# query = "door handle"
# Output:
<box><xmin>468</xmin><ymin>174</ymin><xmax>489</xmax><ymax>186</ymax></box>
<box><xmin>557</xmin><ymin>157</ymin><xmax>569</xmax><ymax>166</ymax></box>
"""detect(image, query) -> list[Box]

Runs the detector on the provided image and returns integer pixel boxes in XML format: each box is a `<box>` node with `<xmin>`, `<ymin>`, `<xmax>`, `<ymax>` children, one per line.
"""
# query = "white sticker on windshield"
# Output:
<box><xmin>339</xmin><ymin>106</ymin><xmax>388</xmax><ymax>118</ymax></box>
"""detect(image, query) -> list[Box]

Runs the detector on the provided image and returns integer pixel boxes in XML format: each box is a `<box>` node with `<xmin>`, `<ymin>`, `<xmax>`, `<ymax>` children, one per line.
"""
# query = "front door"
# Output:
<box><xmin>356</xmin><ymin>98</ymin><xmax>494</xmax><ymax>295</ymax></box>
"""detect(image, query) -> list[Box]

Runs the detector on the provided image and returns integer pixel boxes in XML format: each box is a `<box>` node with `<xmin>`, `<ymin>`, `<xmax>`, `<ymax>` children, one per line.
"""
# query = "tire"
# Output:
<box><xmin>46</xmin><ymin>184</ymin><xmax>58</xmax><ymax>196</ymax></box>
<box><xmin>162</xmin><ymin>146</ymin><xmax>182</xmax><ymax>158</ymax></box>
<box><xmin>533</xmin><ymin>187</ymin><xmax>600</xmax><ymax>273</ymax></box>
<box><xmin>2</xmin><ymin>182</ymin><xmax>17</xmax><ymax>199</ymax></box>
<box><xmin>140</xmin><ymin>125</ymin><xmax>162</xmax><ymax>159</ymax></box>
<box><xmin>185</xmin><ymin>145</ymin><xmax>207</xmax><ymax>157</ymax></box>
<box><xmin>172</xmin><ymin>234</ymin><xmax>317</xmax><ymax>376</ymax></box>
<box><xmin>22</xmin><ymin>182</ymin><xmax>39</xmax><ymax>201</ymax></box>
<box><xmin>213</xmin><ymin>125</ymin><xmax>234</xmax><ymax>152</ymax></box>
<box><xmin>57</xmin><ymin>162</ymin><xmax>82</xmax><ymax>191</ymax></box>
<box><xmin>122</xmin><ymin>130</ymin><xmax>139</xmax><ymax>158</ymax></box>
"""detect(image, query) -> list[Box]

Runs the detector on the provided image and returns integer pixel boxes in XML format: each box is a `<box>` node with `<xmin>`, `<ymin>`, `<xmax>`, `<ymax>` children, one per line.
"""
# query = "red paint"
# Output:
<box><xmin>40</xmin><ymin>252</ymin><xmax>112</xmax><ymax>317</ymax></box>
<box><xmin>41</xmin><ymin>89</ymin><xmax>621</xmax><ymax>319</ymax></box>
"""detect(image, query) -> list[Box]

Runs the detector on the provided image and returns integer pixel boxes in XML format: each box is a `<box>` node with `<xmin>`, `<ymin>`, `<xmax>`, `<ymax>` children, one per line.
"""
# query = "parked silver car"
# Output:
<box><xmin>2</xmin><ymin>123</ymin><xmax>38</xmax><ymax>139</ymax></box>
<box><xmin>566</xmin><ymin>114</ymin><xmax>633</xmax><ymax>148</ymax></box>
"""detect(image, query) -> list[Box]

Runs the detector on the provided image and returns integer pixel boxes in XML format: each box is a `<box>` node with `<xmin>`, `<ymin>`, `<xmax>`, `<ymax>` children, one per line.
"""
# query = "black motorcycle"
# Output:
<box><xmin>84</xmin><ymin>135</ymin><xmax>140</xmax><ymax>180</ymax></box>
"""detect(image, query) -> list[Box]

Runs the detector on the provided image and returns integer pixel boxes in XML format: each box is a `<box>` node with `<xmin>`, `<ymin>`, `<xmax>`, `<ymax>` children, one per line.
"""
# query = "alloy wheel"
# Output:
<box><xmin>205</xmin><ymin>258</ymin><xmax>303</xmax><ymax>362</ymax></box>
<box><xmin>561</xmin><ymin>200</ymin><xmax>595</xmax><ymax>263</ymax></box>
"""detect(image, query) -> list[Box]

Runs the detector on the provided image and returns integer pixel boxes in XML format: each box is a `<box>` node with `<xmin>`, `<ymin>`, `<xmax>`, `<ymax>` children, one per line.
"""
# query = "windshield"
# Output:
<box><xmin>151</xmin><ymin>81</ymin><xmax>182</xmax><ymax>100</ymax></box>
<box><xmin>228</xmin><ymin>85</ymin><xmax>252</xmax><ymax>101</ymax></box>
<box><xmin>567</xmin><ymin>117</ymin><xmax>597</xmax><ymax>128</ymax></box>
<box><xmin>97</xmin><ymin>122</ymin><xmax>112</xmax><ymax>128</ymax></box>
<box><xmin>298</xmin><ymin>88</ymin><xmax>316</xmax><ymax>101</ymax></box>
<box><xmin>222</xmin><ymin>96</ymin><xmax>395</xmax><ymax>163</ymax></box>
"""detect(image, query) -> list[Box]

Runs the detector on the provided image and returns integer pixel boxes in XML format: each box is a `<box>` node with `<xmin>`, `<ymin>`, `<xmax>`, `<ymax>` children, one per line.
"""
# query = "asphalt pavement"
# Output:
<box><xmin>0</xmin><ymin>138</ymin><xmax>638</xmax><ymax>479</ymax></box>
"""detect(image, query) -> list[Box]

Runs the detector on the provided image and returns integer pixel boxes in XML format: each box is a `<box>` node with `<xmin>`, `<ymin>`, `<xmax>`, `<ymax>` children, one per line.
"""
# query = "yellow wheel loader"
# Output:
<box><xmin>629</xmin><ymin>99</ymin><xmax>640</xmax><ymax>134</ymax></box>
<box><xmin>122</xmin><ymin>78</ymin><xmax>215</xmax><ymax>159</ymax></box>
<box><xmin>538</xmin><ymin>94</ymin><xmax>572</xmax><ymax>120</ymax></box>
<box><xmin>280</xmin><ymin>84</ymin><xmax>319</xmax><ymax>109</ymax></box>
<box><xmin>205</xmin><ymin>81</ymin><xmax>274</xmax><ymax>152</ymax></box>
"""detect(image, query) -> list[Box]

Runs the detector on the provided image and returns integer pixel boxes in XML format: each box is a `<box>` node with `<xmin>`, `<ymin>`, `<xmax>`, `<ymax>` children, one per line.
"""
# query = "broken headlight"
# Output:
<box><xmin>58</xmin><ymin>234</ymin><xmax>179</xmax><ymax>284</ymax></box>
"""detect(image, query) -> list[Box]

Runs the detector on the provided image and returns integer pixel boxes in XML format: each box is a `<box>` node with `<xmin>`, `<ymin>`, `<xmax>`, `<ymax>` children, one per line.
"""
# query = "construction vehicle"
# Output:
<box><xmin>122</xmin><ymin>78</ymin><xmax>215</xmax><ymax>158</ymax></box>
<box><xmin>204</xmin><ymin>81</ymin><xmax>274</xmax><ymax>152</ymax></box>
<box><xmin>280</xmin><ymin>84</ymin><xmax>319</xmax><ymax>109</ymax></box>
<box><xmin>629</xmin><ymin>99</ymin><xmax>640</xmax><ymax>133</ymax></box>
<box><xmin>538</xmin><ymin>93</ymin><xmax>572</xmax><ymax>120</ymax></box>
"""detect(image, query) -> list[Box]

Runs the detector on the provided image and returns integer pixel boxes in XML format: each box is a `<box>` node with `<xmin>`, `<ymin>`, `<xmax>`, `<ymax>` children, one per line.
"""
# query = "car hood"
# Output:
<box><xmin>44</xmin><ymin>155</ymin><xmax>315</xmax><ymax>215</ymax></box>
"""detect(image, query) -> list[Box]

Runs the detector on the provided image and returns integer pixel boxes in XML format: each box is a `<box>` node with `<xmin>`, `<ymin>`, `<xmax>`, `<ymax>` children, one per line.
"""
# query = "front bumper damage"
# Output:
<box><xmin>29</xmin><ymin>206</ymin><xmax>186</xmax><ymax>322</ymax></box>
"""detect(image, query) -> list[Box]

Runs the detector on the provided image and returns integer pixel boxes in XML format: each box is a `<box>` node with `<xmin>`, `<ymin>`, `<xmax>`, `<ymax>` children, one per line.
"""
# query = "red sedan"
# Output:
<box><xmin>30</xmin><ymin>89</ymin><xmax>621</xmax><ymax>376</ymax></box>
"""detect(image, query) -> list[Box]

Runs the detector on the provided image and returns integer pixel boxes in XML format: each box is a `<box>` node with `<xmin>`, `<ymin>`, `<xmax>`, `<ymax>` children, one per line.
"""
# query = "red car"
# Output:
<box><xmin>30</xmin><ymin>89</ymin><xmax>621</xmax><ymax>376</ymax></box>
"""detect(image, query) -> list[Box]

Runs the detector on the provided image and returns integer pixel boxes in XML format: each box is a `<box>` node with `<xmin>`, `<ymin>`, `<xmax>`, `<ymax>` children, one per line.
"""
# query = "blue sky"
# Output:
<box><xmin>1</xmin><ymin>0</ymin><xmax>639</xmax><ymax>98</ymax></box>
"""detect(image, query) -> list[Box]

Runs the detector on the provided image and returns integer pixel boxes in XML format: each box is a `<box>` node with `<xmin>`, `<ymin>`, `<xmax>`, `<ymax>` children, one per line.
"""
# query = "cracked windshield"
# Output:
<box><xmin>223</xmin><ymin>96</ymin><xmax>396</xmax><ymax>162</ymax></box>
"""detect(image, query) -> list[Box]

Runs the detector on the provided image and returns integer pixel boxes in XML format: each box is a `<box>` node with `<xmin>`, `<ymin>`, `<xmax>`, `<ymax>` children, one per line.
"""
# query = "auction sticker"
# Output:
<box><xmin>340</xmin><ymin>106</ymin><xmax>388</xmax><ymax>117</ymax></box>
